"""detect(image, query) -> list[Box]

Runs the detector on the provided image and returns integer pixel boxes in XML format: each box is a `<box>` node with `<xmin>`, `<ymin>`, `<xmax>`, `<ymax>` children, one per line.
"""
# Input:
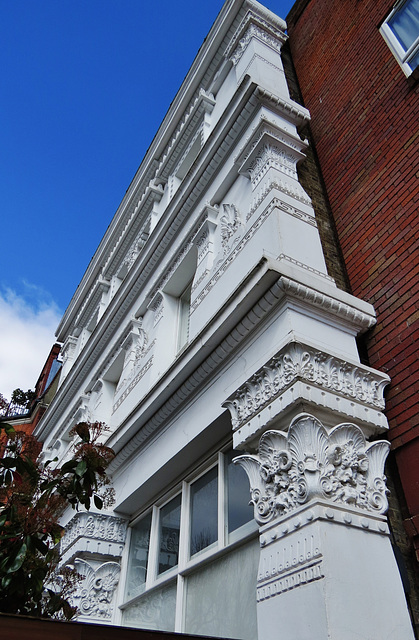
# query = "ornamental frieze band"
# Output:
<box><xmin>61</xmin><ymin>513</ymin><xmax>128</xmax><ymax>555</ymax></box>
<box><xmin>223</xmin><ymin>342</ymin><xmax>389</xmax><ymax>430</ymax></box>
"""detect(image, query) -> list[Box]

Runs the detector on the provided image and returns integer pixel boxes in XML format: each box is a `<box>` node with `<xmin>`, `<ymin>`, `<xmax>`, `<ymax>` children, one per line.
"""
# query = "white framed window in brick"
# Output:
<box><xmin>380</xmin><ymin>0</ymin><xmax>419</xmax><ymax>76</ymax></box>
<box><xmin>121</xmin><ymin>447</ymin><xmax>259</xmax><ymax>638</ymax></box>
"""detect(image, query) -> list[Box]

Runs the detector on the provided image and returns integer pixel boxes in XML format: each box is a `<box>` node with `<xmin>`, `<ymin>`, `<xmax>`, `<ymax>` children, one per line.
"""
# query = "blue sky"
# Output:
<box><xmin>0</xmin><ymin>0</ymin><xmax>295</xmax><ymax>399</ymax></box>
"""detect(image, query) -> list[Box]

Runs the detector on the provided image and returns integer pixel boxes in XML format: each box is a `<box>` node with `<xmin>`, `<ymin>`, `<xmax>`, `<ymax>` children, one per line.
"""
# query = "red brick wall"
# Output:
<box><xmin>286</xmin><ymin>0</ymin><xmax>419</xmax><ymax>606</ymax></box>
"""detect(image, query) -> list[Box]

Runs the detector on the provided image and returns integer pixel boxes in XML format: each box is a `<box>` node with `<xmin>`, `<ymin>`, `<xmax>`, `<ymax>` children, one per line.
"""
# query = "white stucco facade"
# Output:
<box><xmin>35</xmin><ymin>1</ymin><xmax>414</xmax><ymax>638</ymax></box>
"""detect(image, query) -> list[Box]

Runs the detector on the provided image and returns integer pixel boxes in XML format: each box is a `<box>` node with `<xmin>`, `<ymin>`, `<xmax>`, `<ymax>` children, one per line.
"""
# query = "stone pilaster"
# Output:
<box><xmin>235</xmin><ymin>413</ymin><xmax>414</xmax><ymax>639</ymax></box>
<box><xmin>60</xmin><ymin>512</ymin><xmax>128</xmax><ymax>623</ymax></box>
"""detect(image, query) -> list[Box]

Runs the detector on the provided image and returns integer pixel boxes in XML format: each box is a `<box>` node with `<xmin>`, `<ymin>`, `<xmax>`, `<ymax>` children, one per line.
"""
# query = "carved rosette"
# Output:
<box><xmin>234</xmin><ymin>413</ymin><xmax>390</xmax><ymax>525</ymax></box>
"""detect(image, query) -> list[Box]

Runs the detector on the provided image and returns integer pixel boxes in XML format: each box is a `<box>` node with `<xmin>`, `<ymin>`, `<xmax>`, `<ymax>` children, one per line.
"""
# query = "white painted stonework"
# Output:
<box><xmin>35</xmin><ymin>0</ymin><xmax>414</xmax><ymax>638</ymax></box>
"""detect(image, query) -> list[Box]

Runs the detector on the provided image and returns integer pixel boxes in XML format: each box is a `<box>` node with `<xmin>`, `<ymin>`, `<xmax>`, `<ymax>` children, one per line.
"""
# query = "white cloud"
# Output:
<box><xmin>0</xmin><ymin>287</ymin><xmax>62</xmax><ymax>401</ymax></box>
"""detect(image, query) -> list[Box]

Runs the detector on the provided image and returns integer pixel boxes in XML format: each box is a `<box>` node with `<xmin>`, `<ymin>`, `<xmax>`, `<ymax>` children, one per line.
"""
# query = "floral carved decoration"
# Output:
<box><xmin>74</xmin><ymin>559</ymin><xmax>121</xmax><ymax>619</ymax></box>
<box><xmin>223</xmin><ymin>342</ymin><xmax>389</xmax><ymax>431</ymax></box>
<box><xmin>234</xmin><ymin>413</ymin><xmax>390</xmax><ymax>525</ymax></box>
<box><xmin>220</xmin><ymin>203</ymin><xmax>241</xmax><ymax>254</ymax></box>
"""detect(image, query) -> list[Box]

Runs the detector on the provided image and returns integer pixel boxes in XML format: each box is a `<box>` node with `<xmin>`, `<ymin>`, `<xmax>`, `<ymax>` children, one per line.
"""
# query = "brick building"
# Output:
<box><xmin>0</xmin><ymin>343</ymin><xmax>62</xmax><ymax>438</ymax></box>
<box><xmin>286</xmin><ymin>0</ymin><xmax>419</xmax><ymax>628</ymax></box>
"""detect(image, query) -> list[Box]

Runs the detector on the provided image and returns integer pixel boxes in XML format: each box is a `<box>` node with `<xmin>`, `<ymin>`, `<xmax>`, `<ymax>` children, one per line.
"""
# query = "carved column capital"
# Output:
<box><xmin>226</xmin><ymin>11</ymin><xmax>287</xmax><ymax>66</ymax></box>
<box><xmin>73</xmin><ymin>559</ymin><xmax>121</xmax><ymax>620</ymax></box>
<box><xmin>234</xmin><ymin>413</ymin><xmax>390</xmax><ymax>525</ymax></box>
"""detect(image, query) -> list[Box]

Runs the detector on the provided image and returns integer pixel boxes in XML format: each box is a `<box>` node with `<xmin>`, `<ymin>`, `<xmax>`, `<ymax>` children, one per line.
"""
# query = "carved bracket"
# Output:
<box><xmin>234</xmin><ymin>413</ymin><xmax>390</xmax><ymax>525</ymax></box>
<box><xmin>74</xmin><ymin>559</ymin><xmax>121</xmax><ymax>620</ymax></box>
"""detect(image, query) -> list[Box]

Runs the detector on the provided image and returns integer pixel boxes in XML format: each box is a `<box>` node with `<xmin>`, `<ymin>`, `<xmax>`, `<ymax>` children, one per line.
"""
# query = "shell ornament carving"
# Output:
<box><xmin>234</xmin><ymin>413</ymin><xmax>390</xmax><ymax>525</ymax></box>
<box><xmin>74</xmin><ymin>559</ymin><xmax>121</xmax><ymax>619</ymax></box>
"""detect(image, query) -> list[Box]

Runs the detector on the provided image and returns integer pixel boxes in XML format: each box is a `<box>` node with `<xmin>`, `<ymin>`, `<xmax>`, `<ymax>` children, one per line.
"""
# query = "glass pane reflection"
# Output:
<box><xmin>126</xmin><ymin>512</ymin><xmax>152</xmax><ymax>600</ymax></box>
<box><xmin>158</xmin><ymin>494</ymin><xmax>181</xmax><ymax>575</ymax></box>
<box><xmin>190</xmin><ymin>466</ymin><xmax>218</xmax><ymax>556</ymax></box>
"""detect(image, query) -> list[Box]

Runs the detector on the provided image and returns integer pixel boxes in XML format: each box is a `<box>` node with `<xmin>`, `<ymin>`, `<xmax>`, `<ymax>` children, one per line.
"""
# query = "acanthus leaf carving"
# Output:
<box><xmin>234</xmin><ymin>413</ymin><xmax>390</xmax><ymax>525</ymax></box>
<box><xmin>61</xmin><ymin>513</ymin><xmax>128</xmax><ymax>554</ymax></box>
<box><xmin>223</xmin><ymin>342</ymin><xmax>390</xmax><ymax>430</ymax></box>
<box><xmin>74</xmin><ymin>559</ymin><xmax>121</xmax><ymax>619</ymax></box>
<box><xmin>220</xmin><ymin>203</ymin><xmax>242</xmax><ymax>254</ymax></box>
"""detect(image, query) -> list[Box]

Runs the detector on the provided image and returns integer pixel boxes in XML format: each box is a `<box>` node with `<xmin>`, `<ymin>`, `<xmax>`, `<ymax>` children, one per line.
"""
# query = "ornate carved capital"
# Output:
<box><xmin>234</xmin><ymin>413</ymin><xmax>390</xmax><ymax>525</ymax></box>
<box><xmin>74</xmin><ymin>559</ymin><xmax>121</xmax><ymax>620</ymax></box>
<box><xmin>226</xmin><ymin>11</ymin><xmax>287</xmax><ymax>66</ymax></box>
<box><xmin>61</xmin><ymin>335</ymin><xmax>78</xmax><ymax>365</ymax></box>
<box><xmin>220</xmin><ymin>203</ymin><xmax>242</xmax><ymax>254</ymax></box>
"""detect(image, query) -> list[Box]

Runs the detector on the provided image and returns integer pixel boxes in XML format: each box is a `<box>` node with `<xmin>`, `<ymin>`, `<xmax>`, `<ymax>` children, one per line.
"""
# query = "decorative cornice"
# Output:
<box><xmin>276</xmin><ymin>254</ymin><xmax>335</xmax><ymax>282</ymax></box>
<box><xmin>278</xmin><ymin>277</ymin><xmax>376</xmax><ymax>330</ymax></box>
<box><xmin>223</xmin><ymin>342</ymin><xmax>389</xmax><ymax>431</ymax></box>
<box><xmin>234</xmin><ymin>413</ymin><xmax>390</xmax><ymax>524</ymax></box>
<box><xmin>190</xmin><ymin>198</ymin><xmax>319</xmax><ymax>315</ymax></box>
<box><xmin>75</xmin><ymin>277</ymin><xmax>110</xmax><ymax>331</ymax></box>
<box><xmin>255</xmin><ymin>86</ymin><xmax>310</xmax><ymax>125</ymax></box>
<box><xmin>107</xmin><ymin>274</ymin><xmax>286</xmax><ymax>473</ymax></box>
<box><xmin>113</xmin><ymin>355</ymin><xmax>154</xmax><ymax>413</ymax></box>
<box><xmin>157</xmin><ymin>89</ymin><xmax>215</xmax><ymax>181</ymax></box>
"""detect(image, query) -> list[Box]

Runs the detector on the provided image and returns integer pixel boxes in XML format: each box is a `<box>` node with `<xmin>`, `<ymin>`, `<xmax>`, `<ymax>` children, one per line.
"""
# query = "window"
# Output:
<box><xmin>380</xmin><ymin>0</ymin><xmax>419</xmax><ymax>76</ymax></box>
<box><xmin>121</xmin><ymin>449</ymin><xmax>257</xmax><ymax>638</ymax></box>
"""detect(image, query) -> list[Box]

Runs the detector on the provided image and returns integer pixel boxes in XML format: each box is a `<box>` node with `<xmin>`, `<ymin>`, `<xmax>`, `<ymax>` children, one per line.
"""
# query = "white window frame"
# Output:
<box><xmin>119</xmin><ymin>447</ymin><xmax>258</xmax><ymax>633</ymax></box>
<box><xmin>380</xmin><ymin>0</ymin><xmax>419</xmax><ymax>77</ymax></box>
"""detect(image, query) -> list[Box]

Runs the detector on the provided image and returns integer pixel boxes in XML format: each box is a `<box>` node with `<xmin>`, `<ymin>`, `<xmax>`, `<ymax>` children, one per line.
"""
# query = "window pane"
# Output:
<box><xmin>389</xmin><ymin>0</ymin><xmax>419</xmax><ymax>50</ymax></box>
<box><xmin>123</xmin><ymin>581</ymin><xmax>177</xmax><ymax>631</ymax></box>
<box><xmin>226</xmin><ymin>449</ymin><xmax>254</xmax><ymax>533</ymax></box>
<box><xmin>125</xmin><ymin>512</ymin><xmax>152</xmax><ymax>600</ymax></box>
<box><xmin>190</xmin><ymin>466</ymin><xmax>218</xmax><ymax>556</ymax></box>
<box><xmin>184</xmin><ymin>538</ymin><xmax>259</xmax><ymax>639</ymax></box>
<box><xmin>158</xmin><ymin>494</ymin><xmax>181</xmax><ymax>575</ymax></box>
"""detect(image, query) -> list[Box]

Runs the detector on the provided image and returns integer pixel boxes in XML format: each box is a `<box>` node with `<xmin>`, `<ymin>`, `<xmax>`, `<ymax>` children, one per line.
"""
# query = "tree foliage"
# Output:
<box><xmin>10</xmin><ymin>388</ymin><xmax>35</xmax><ymax>409</ymax></box>
<box><xmin>0</xmin><ymin>421</ymin><xmax>115</xmax><ymax>620</ymax></box>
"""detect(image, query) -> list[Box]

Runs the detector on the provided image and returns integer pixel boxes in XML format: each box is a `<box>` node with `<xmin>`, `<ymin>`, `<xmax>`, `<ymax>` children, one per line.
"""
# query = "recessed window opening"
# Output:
<box><xmin>122</xmin><ymin>448</ymin><xmax>257</xmax><ymax>635</ymax></box>
<box><xmin>177</xmin><ymin>281</ymin><xmax>192</xmax><ymax>352</ymax></box>
<box><xmin>175</xmin><ymin>135</ymin><xmax>202</xmax><ymax>181</ymax></box>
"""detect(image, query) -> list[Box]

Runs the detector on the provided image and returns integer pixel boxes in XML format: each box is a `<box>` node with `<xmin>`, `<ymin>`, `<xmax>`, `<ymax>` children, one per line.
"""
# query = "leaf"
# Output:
<box><xmin>61</xmin><ymin>459</ymin><xmax>78</xmax><ymax>473</ymax></box>
<box><xmin>1</xmin><ymin>575</ymin><xmax>11</xmax><ymax>589</ymax></box>
<box><xmin>0</xmin><ymin>424</ymin><xmax>15</xmax><ymax>436</ymax></box>
<box><xmin>75</xmin><ymin>460</ymin><xmax>87</xmax><ymax>477</ymax></box>
<box><xmin>93</xmin><ymin>494</ymin><xmax>103</xmax><ymax>510</ymax></box>
<box><xmin>74</xmin><ymin>422</ymin><xmax>91</xmax><ymax>443</ymax></box>
<box><xmin>7</xmin><ymin>542</ymin><xmax>27</xmax><ymax>573</ymax></box>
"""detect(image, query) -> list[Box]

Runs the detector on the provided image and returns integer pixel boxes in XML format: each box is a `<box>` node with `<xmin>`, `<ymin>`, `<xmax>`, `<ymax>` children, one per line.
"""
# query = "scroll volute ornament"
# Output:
<box><xmin>234</xmin><ymin>413</ymin><xmax>390</xmax><ymax>525</ymax></box>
